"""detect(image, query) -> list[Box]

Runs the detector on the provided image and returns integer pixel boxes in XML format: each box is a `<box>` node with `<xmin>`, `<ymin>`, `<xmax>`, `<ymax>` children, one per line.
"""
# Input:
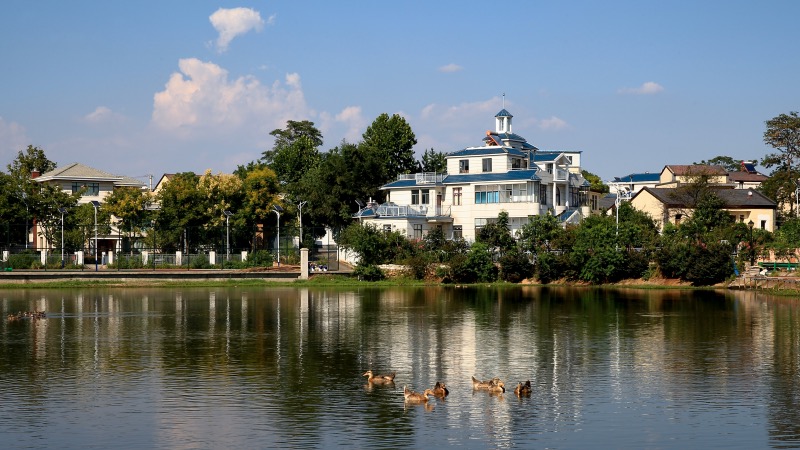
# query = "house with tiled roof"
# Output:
<box><xmin>657</xmin><ymin>164</ymin><xmax>730</xmax><ymax>188</ymax></box>
<box><xmin>34</xmin><ymin>163</ymin><xmax>147</xmax><ymax>258</ymax></box>
<box><xmin>728</xmin><ymin>161</ymin><xmax>768</xmax><ymax>190</ymax></box>
<box><xmin>611</xmin><ymin>172</ymin><xmax>660</xmax><ymax>194</ymax></box>
<box><xmin>630</xmin><ymin>186</ymin><xmax>776</xmax><ymax>232</ymax></box>
<box><xmin>356</xmin><ymin>109</ymin><xmax>590</xmax><ymax>241</ymax></box>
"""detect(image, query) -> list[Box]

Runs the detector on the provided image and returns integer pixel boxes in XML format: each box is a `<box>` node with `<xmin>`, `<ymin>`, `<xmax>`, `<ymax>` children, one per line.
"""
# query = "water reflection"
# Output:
<box><xmin>0</xmin><ymin>286</ymin><xmax>799</xmax><ymax>449</ymax></box>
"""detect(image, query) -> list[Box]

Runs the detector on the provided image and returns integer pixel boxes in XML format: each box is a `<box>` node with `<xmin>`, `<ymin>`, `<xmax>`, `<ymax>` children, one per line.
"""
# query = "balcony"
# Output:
<box><xmin>395</xmin><ymin>172</ymin><xmax>447</xmax><ymax>184</ymax></box>
<box><xmin>375</xmin><ymin>203</ymin><xmax>452</xmax><ymax>219</ymax></box>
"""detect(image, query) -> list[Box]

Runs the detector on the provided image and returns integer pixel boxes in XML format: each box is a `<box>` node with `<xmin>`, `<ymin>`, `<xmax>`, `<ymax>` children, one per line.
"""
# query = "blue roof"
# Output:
<box><xmin>443</xmin><ymin>169</ymin><xmax>540</xmax><ymax>184</ymax></box>
<box><xmin>495</xmin><ymin>109</ymin><xmax>513</xmax><ymax>118</ymax></box>
<box><xmin>447</xmin><ymin>147</ymin><xmax>526</xmax><ymax>158</ymax></box>
<box><xmin>533</xmin><ymin>153</ymin><xmax>560</xmax><ymax>162</ymax></box>
<box><xmin>381</xmin><ymin>179</ymin><xmax>424</xmax><ymax>188</ymax></box>
<box><xmin>613</xmin><ymin>172</ymin><xmax>660</xmax><ymax>183</ymax></box>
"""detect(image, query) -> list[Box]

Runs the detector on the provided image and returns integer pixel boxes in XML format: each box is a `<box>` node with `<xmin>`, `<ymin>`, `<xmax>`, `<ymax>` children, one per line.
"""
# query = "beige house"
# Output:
<box><xmin>630</xmin><ymin>187</ymin><xmax>777</xmax><ymax>232</ymax></box>
<box><xmin>34</xmin><ymin>162</ymin><xmax>147</xmax><ymax>255</ymax></box>
<box><xmin>657</xmin><ymin>165</ymin><xmax>730</xmax><ymax>188</ymax></box>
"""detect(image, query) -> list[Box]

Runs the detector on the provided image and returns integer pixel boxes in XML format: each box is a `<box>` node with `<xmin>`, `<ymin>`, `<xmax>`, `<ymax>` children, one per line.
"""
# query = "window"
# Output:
<box><xmin>453</xmin><ymin>187</ymin><xmax>462</xmax><ymax>206</ymax></box>
<box><xmin>512</xmin><ymin>158</ymin><xmax>523</xmax><ymax>169</ymax></box>
<box><xmin>421</xmin><ymin>189</ymin><xmax>430</xmax><ymax>204</ymax></box>
<box><xmin>739</xmin><ymin>215</ymin><xmax>745</xmax><ymax>223</ymax></box>
<box><xmin>411</xmin><ymin>189</ymin><xmax>419</xmax><ymax>205</ymax></box>
<box><xmin>459</xmin><ymin>160</ymin><xmax>469</xmax><ymax>174</ymax></box>
<box><xmin>475</xmin><ymin>185</ymin><xmax>500</xmax><ymax>204</ymax></box>
<box><xmin>540</xmin><ymin>185</ymin><xmax>547</xmax><ymax>205</ymax></box>
<box><xmin>482</xmin><ymin>158</ymin><xmax>492</xmax><ymax>172</ymax></box>
<box><xmin>675</xmin><ymin>214</ymin><xmax>682</xmax><ymax>225</ymax></box>
<box><xmin>546</xmin><ymin>163</ymin><xmax>553</xmax><ymax>174</ymax></box>
<box><xmin>383</xmin><ymin>224</ymin><xmax>392</xmax><ymax>233</ymax></box>
<box><xmin>761</xmin><ymin>220</ymin><xmax>766</xmax><ymax>230</ymax></box>
<box><xmin>413</xmin><ymin>224</ymin><xmax>423</xmax><ymax>239</ymax></box>
<box><xmin>73</xmin><ymin>182</ymin><xmax>100</xmax><ymax>196</ymax></box>
<box><xmin>453</xmin><ymin>225</ymin><xmax>462</xmax><ymax>239</ymax></box>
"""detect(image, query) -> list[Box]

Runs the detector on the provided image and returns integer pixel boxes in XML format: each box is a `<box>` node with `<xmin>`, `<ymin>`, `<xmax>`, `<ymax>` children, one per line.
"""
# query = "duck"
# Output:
<box><xmin>514</xmin><ymin>380</ymin><xmax>532</xmax><ymax>396</ymax></box>
<box><xmin>471</xmin><ymin>375</ymin><xmax>501</xmax><ymax>390</ymax></box>
<box><xmin>488</xmin><ymin>380</ymin><xmax>506</xmax><ymax>394</ymax></box>
<box><xmin>363</xmin><ymin>370</ymin><xmax>396</xmax><ymax>384</ymax></box>
<box><xmin>403</xmin><ymin>386</ymin><xmax>434</xmax><ymax>403</ymax></box>
<box><xmin>432</xmin><ymin>381</ymin><xmax>449</xmax><ymax>398</ymax></box>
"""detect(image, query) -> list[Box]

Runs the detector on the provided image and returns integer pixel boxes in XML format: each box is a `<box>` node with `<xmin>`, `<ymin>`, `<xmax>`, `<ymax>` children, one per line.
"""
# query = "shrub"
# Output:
<box><xmin>499</xmin><ymin>250</ymin><xmax>533</xmax><ymax>283</ymax></box>
<box><xmin>354</xmin><ymin>264</ymin><xmax>385</xmax><ymax>281</ymax></box>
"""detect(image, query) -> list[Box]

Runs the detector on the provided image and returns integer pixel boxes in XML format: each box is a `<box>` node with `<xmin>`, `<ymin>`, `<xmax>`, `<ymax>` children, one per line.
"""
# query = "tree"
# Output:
<box><xmin>2</xmin><ymin>145</ymin><xmax>59</xmax><ymax>246</ymax></box>
<box><xmin>582</xmin><ymin>170</ymin><xmax>609</xmax><ymax>193</ymax></box>
<box><xmin>761</xmin><ymin>112</ymin><xmax>800</xmax><ymax>216</ymax></box>
<box><xmin>694</xmin><ymin>156</ymin><xmax>749</xmax><ymax>172</ymax></box>
<box><xmin>361</xmin><ymin>113</ymin><xmax>418</xmax><ymax>184</ymax></box>
<box><xmin>262</xmin><ymin>121</ymin><xmax>323</xmax><ymax>187</ymax></box>
<box><xmin>240</xmin><ymin>166</ymin><xmax>283</xmax><ymax>250</ymax></box>
<box><xmin>103</xmin><ymin>187</ymin><xmax>153</xmax><ymax>254</ymax></box>
<box><xmin>421</xmin><ymin>148</ymin><xmax>447</xmax><ymax>173</ymax></box>
<box><xmin>477</xmin><ymin>211</ymin><xmax>516</xmax><ymax>257</ymax></box>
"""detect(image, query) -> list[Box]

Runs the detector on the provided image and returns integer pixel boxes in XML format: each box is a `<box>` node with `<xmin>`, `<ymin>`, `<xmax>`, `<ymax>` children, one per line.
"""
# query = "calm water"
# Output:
<box><xmin>1</xmin><ymin>286</ymin><xmax>799</xmax><ymax>449</ymax></box>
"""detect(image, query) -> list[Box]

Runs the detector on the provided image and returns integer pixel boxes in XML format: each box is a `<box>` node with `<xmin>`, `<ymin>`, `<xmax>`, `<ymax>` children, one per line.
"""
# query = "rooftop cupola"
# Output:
<box><xmin>495</xmin><ymin>109</ymin><xmax>513</xmax><ymax>133</ymax></box>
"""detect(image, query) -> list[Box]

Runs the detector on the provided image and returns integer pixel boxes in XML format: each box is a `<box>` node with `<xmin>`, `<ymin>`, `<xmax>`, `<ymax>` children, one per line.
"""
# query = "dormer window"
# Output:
<box><xmin>459</xmin><ymin>160</ymin><xmax>469</xmax><ymax>174</ymax></box>
<box><xmin>482</xmin><ymin>158</ymin><xmax>492</xmax><ymax>173</ymax></box>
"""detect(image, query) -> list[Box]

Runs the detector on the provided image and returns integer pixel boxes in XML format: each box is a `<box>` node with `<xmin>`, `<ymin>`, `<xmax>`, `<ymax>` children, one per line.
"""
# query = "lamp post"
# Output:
<box><xmin>151</xmin><ymin>219</ymin><xmax>157</xmax><ymax>271</ymax></box>
<box><xmin>223</xmin><ymin>210</ymin><xmax>233</xmax><ymax>261</ymax></box>
<box><xmin>748</xmin><ymin>220</ymin><xmax>755</xmax><ymax>266</ymax></box>
<box><xmin>58</xmin><ymin>207</ymin><xmax>68</xmax><ymax>268</ymax></box>
<box><xmin>297</xmin><ymin>201</ymin><xmax>307</xmax><ymax>248</ymax></box>
<box><xmin>272</xmin><ymin>205</ymin><xmax>283</xmax><ymax>267</ymax></box>
<box><xmin>90</xmin><ymin>201</ymin><xmax>100</xmax><ymax>271</ymax></box>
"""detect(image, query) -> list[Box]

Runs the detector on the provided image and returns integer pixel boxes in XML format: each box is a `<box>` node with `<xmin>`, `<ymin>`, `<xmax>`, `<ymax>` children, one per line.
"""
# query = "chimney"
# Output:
<box><xmin>31</xmin><ymin>169</ymin><xmax>40</xmax><ymax>179</ymax></box>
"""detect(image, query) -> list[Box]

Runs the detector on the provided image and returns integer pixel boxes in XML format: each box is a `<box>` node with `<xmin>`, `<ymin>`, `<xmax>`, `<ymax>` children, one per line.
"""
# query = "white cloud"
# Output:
<box><xmin>0</xmin><ymin>117</ymin><xmax>29</xmax><ymax>161</ymax></box>
<box><xmin>420</xmin><ymin>97</ymin><xmax>500</xmax><ymax>122</ymax></box>
<box><xmin>335</xmin><ymin>106</ymin><xmax>367</xmax><ymax>142</ymax></box>
<box><xmin>151</xmin><ymin>58</ymin><xmax>309</xmax><ymax>138</ymax></box>
<box><xmin>537</xmin><ymin>116</ymin><xmax>568</xmax><ymax>131</ymax></box>
<box><xmin>618</xmin><ymin>81</ymin><xmax>664</xmax><ymax>95</ymax></box>
<box><xmin>438</xmin><ymin>63</ymin><xmax>463</xmax><ymax>73</ymax></box>
<box><xmin>209</xmin><ymin>7</ymin><xmax>266</xmax><ymax>52</ymax></box>
<box><xmin>84</xmin><ymin>106</ymin><xmax>124</xmax><ymax>124</ymax></box>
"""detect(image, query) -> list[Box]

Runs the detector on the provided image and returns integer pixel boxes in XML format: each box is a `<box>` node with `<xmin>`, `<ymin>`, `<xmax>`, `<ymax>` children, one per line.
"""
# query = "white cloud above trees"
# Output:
<box><xmin>209</xmin><ymin>7</ymin><xmax>269</xmax><ymax>52</ymax></box>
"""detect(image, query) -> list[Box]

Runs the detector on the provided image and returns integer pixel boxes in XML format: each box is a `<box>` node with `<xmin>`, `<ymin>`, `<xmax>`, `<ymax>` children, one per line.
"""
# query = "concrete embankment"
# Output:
<box><xmin>0</xmin><ymin>269</ymin><xmax>305</xmax><ymax>284</ymax></box>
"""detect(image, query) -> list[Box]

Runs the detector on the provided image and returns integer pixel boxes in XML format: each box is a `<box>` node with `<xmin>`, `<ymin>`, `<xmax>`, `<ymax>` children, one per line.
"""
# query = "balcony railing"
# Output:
<box><xmin>395</xmin><ymin>172</ymin><xmax>446</xmax><ymax>184</ymax></box>
<box><xmin>375</xmin><ymin>203</ymin><xmax>451</xmax><ymax>218</ymax></box>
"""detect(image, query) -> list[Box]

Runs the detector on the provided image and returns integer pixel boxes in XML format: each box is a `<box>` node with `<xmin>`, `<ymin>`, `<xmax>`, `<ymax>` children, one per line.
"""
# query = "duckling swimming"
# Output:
<box><xmin>514</xmin><ymin>380</ymin><xmax>531</xmax><ymax>397</ymax></box>
<box><xmin>432</xmin><ymin>381</ymin><xmax>449</xmax><ymax>398</ymax></box>
<box><xmin>363</xmin><ymin>370</ymin><xmax>396</xmax><ymax>384</ymax></box>
<box><xmin>403</xmin><ymin>386</ymin><xmax>434</xmax><ymax>403</ymax></box>
<box><xmin>471</xmin><ymin>375</ymin><xmax>501</xmax><ymax>390</ymax></box>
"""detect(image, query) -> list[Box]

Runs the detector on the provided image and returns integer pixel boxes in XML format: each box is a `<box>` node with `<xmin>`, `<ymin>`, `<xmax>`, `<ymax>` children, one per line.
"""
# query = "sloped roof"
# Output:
<box><xmin>37</xmin><ymin>162</ymin><xmax>121</xmax><ymax>181</ymax></box>
<box><xmin>633</xmin><ymin>187</ymin><xmax>776</xmax><ymax>209</ymax></box>
<box><xmin>495</xmin><ymin>109</ymin><xmax>513</xmax><ymax>118</ymax></box>
<box><xmin>727</xmin><ymin>172</ymin><xmax>767</xmax><ymax>182</ymax></box>
<box><xmin>447</xmin><ymin>146</ymin><xmax>527</xmax><ymax>158</ymax></box>
<box><xmin>36</xmin><ymin>162</ymin><xmax>147</xmax><ymax>188</ymax></box>
<box><xmin>442</xmin><ymin>169</ymin><xmax>541</xmax><ymax>184</ymax></box>
<box><xmin>664</xmin><ymin>164</ymin><xmax>727</xmax><ymax>176</ymax></box>
<box><xmin>614</xmin><ymin>172</ymin><xmax>660</xmax><ymax>183</ymax></box>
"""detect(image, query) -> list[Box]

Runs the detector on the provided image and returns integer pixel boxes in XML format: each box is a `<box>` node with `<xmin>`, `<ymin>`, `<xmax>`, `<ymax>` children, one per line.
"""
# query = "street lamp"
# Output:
<box><xmin>58</xmin><ymin>207</ymin><xmax>68</xmax><ymax>268</ymax></box>
<box><xmin>297</xmin><ymin>201</ymin><xmax>307</xmax><ymax>248</ymax></box>
<box><xmin>151</xmin><ymin>219</ymin><xmax>157</xmax><ymax>271</ymax></box>
<box><xmin>614</xmin><ymin>186</ymin><xmax>630</xmax><ymax>237</ymax></box>
<box><xmin>748</xmin><ymin>220</ymin><xmax>755</xmax><ymax>266</ymax></box>
<box><xmin>90</xmin><ymin>201</ymin><xmax>100</xmax><ymax>271</ymax></box>
<box><xmin>272</xmin><ymin>205</ymin><xmax>283</xmax><ymax>267</ymax></box>
<box><xmin>223</xmin><ymin>210</ymin><xmax>234</xmax><ymax>261</ymax></box>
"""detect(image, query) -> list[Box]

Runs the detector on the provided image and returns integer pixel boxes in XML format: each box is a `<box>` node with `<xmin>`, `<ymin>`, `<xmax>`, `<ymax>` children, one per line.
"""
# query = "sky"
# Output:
<box><xmin>1</xmin><ymin>1</ymin><xmax>799</xmax><ymax>185</ymax></box>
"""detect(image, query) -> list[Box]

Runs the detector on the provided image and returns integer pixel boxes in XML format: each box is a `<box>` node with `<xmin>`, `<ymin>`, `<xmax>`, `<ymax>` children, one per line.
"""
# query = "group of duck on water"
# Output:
<box><xmin>6</xmin><ymin>311</ymin><xmax>46</xmax><ymax>321</ymax></box>
<box><xmin>363</xmin><ymin>370</ymin><xmax>532</xmax><ymax>404</ymax></box>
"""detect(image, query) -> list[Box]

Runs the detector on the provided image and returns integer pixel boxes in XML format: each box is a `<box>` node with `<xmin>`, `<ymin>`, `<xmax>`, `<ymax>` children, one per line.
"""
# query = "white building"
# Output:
<box><xmin>358</xmin><ymin>109</ymin><xmax>590</xmax><ymax>241</ymax></box>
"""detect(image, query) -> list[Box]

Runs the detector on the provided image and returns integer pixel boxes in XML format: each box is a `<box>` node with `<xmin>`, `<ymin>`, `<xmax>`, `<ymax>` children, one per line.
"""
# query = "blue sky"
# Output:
<box><xmin>1</xmin><ymin>1</ymin><xmax>798</xmax><ymax>184</ymax></box>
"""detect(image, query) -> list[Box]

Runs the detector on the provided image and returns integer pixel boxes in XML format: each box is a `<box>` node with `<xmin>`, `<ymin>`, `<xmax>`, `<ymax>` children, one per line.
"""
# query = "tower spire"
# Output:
<box><xmin>502</xmin><ymin>93</ymin><xmax>505</xmax><ymax>109</ymax></box>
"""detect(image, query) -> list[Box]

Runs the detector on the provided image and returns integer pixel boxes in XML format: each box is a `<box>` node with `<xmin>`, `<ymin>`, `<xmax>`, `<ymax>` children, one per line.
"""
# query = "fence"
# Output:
<box><xmin>0</xmin><ymin>223</ymin><xmax>339</xmax><ymax>271</ymax></box>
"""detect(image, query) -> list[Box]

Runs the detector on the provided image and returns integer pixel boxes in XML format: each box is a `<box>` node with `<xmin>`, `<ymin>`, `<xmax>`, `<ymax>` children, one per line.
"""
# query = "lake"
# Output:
<box><xmin>1</xmin><ymin>286</ymin><xmax>799</xmax><ymax>449</ymax></box>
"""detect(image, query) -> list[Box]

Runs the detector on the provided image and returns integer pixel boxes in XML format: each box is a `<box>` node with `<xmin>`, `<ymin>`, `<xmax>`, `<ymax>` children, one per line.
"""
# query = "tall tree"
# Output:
<box><xmin>2</xmin><ymin>146</ymin><xmax>60</xmax><ymax>247</ymax></box>
<box><xmin>361</xmin><ymin>113</ymin><xmax>418</xmax><ymax>184</ymax></box>
<box><xmin>761</xmin><ymin>112</ymin><xmax>800</xmax><ymax>217</ymax></box>
<box><xmin>694</xmin><ymin>156</ymin><xmax>748</xmax><ymax>172</ymax></box>
<box><xmin>581</xmin><ymin>169</ymin><xmax>609</xmax><ymax>193</ymax></box>
<box><xmin>262</xmin><ymin>121</ymin><xmax>322</xmax><ymax>187</ymax></box>
<box><xmin>420</xmin><ymin>148</ymin><xmax>447</xmax><ymax>173</ymax></box>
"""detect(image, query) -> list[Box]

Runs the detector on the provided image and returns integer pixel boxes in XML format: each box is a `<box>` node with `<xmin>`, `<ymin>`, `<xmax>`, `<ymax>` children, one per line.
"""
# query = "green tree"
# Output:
<box><xmin>477</xmin><ymin>211</ymin><xmax>516</xmax><ymax>257</ymax></box>
<box><xmin>421</xmin><ymin>148</ymin><xmax>447</xmax><ymax>173</ymax></box>
<box><xmin>103</xmin><ymin>187</ymin><xmax>153</xmax><ymax>254</ymax></box>
<box><xmin>361</xmin><ymin>113</ymin><xmax>418</xmax><ymax>184</ymax></box>
<box><xmin>337</xmin><ymin>222</ymin><xmax>411</xmax><ymax>266</ymax></box>
<box><xmin>262</xmin><ymin>121</ymin><xmax>323</xmax><ymax>187</ymax></box>
<box><xmin>2</xmin><ymin>146</ymin><xmax>58</xmax><ymax>246</ymax></box>
<box><xmin>761</xmin><ymin>112</ymin><xmax>800</xmax><ymax>216</ymax></box>
<box><xmin>582</xmin><ymin>169</ymin><xmax>609</xmax><ymax>193</ymax></box>
<box><xmin>694</xmin><ymin>156</ymin><xmax>747</xmax><ymax>172</ymax></box>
